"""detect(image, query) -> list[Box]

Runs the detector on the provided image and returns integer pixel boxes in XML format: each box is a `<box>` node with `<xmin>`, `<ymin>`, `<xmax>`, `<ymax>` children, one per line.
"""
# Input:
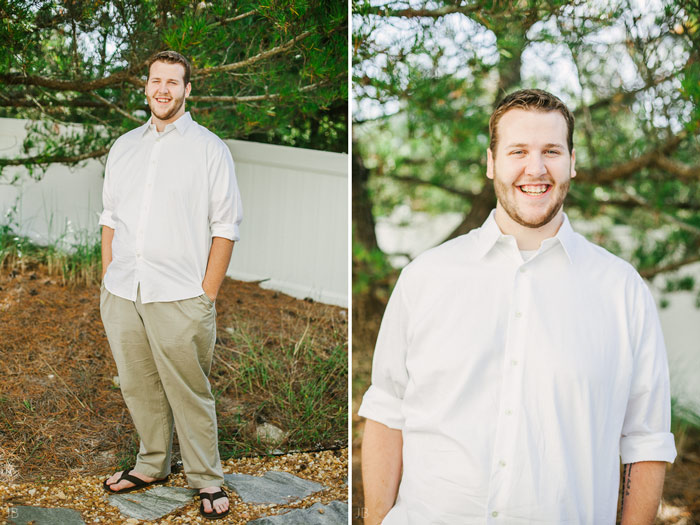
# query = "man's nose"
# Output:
<box><xmin>525</xmin><ymin>153</ymin><xmax>546</xmax><ymax>176</ymax></box>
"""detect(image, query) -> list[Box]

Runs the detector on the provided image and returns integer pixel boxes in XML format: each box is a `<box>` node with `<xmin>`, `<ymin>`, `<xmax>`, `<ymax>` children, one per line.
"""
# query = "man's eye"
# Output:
<box><xmin>511</xmin><ymin>150</ymin><xmax>524</xmax><ymax>155</ymax></box>
<box><xmin>545</xmin><ymin>150</ymin><xmax>560</xmax><ymax>155</ymax></box>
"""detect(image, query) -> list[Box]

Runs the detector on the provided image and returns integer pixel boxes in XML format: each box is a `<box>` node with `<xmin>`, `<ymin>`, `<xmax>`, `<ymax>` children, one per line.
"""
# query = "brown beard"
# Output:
<box><xmin>147</xmin><ymin>93</ymin><xmax>185</xmax><ymax>122</ymax></box>
<box><xmin>492</xmin><ymin>171</ymin><xmax>571</xmax><ymax>229</ymax></box>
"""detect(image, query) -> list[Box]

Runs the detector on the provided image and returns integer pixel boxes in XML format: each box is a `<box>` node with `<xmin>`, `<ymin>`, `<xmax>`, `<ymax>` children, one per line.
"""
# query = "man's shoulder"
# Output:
<box><xmin>188</xmin><ymin>120</ymin><xmax>231</xmax><ymax>154</ymax></box>
<box><xmin>570</xmin><ymin>230</ymin><xmax>646</xmax><ymax>287</ymax></box>
<box><xmin>110</xmin><ymin>123</ymin><xmax>148</xmax><ymax>151</ymax></box>
<box><xmin>402</xmin><ymin>229</ymin><xmax>481</xmax><ymax>278</ymax></box>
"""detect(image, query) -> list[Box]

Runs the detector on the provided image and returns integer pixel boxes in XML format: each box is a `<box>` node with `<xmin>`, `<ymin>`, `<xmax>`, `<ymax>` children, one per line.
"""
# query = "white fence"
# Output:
<box><xmin>0</xmin><ymin>118</ymin><xmax>348</xmax><ymax>307</ymax></box>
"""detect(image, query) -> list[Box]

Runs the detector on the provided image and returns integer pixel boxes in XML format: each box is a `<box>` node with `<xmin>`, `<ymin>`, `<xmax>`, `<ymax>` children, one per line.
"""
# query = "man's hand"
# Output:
<box><xmin>101</xmin><ymin>226</ymin><xmax>115</xmax><ymax>280</ymax></box>
<box><xmin>362</xmin><ymin>419</ymin><xmax>403</xmax><ymax>525</ymax></box>
<box><xmin>201</xmin><ymin>237</ymin><xmax>235</xmax><ymax>301</ymax></box>
<box><xmin>620</xmin><ymin>461</ymin><xmax>666</xmax><ymax>524</ymax></box>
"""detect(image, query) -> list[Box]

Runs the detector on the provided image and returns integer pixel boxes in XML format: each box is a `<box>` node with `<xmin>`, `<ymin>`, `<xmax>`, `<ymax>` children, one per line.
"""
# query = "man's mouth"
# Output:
<box><xmin>518</xmin><ymin>184</ymin><xmax>552</xmax><ymax>196</ymax></box>
<box><xmin>155</xmin><ymin>97</ymin><xmax>171</xmax><ymax>104</ymax></box>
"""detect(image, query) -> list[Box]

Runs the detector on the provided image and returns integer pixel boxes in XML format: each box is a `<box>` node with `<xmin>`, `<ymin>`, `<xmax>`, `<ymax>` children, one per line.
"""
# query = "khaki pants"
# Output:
<box><xmin>100</xmin><ymin>283</ymin><xmax>224</xmax><ymax>488</ymax></box>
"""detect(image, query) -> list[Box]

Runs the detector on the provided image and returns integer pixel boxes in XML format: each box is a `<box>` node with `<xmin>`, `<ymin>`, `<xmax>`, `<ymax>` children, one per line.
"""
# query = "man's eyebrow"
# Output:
<box><xmin>504</xmin><ymin>143</ymin><xmax>565</xmax><ymax>149</ymax></box>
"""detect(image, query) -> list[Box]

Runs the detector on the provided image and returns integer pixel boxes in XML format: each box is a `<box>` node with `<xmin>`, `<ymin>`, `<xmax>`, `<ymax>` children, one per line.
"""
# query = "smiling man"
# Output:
<box><xmin>359</xmin><ymin>89</ymin><xmax>676</xmax><ymax>524</ymax></box>
<box><xmin>99</xmin><ymin>50</ymin><xmax>242</xmax><ymax>520</ymax></box>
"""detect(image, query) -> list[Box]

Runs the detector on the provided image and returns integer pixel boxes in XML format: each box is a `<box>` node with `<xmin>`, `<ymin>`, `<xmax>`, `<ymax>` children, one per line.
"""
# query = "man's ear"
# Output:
<box><xmin>570</xmin><ymin>148</ymin><xmax>576</xmax><ymax>179</ymax></box>
<box><xmin>185</xmin><ymin>82</ymin><xmax>191</xmax><ymax>98</ymax></box>
<box><xmin>486</xmin><ymin>148</ymin><xmax>495</xmax><ymax>180</ymax></box>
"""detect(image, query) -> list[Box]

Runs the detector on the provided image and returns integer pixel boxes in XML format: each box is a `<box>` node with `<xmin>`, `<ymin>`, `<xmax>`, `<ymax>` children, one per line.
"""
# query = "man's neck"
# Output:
<box><xmin>151</xmin><ymin>109</ymin><xmax>186</xmax><ymax>132</ymax></box>
<box><xmin>494</xmin><ymin>204</ymin><xmax>565</xmax><ymax>250</ymax></box>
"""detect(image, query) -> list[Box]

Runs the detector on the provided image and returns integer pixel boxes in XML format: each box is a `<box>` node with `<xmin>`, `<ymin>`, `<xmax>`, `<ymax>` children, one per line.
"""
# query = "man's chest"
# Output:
<box><xmin>110</xmin><ymin>140</ymin><xmax>207</xmax><ymax>206</ymax></box>
<box><xmin>402</xmin><ymin>262</ymin><xmax>633</xmax><ymax>414</ymax></box>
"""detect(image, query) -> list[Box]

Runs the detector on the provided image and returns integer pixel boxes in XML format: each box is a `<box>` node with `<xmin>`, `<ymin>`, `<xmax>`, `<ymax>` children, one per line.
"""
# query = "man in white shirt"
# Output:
<box><xmin>359</xmin><ymin>89</ymin><xmax>676</xmax><ymax>524</ymax></box>
<box><xmin>99</xmin><ymin>51</ymin><xmax>242</xmax><ymax>520</ymax></box>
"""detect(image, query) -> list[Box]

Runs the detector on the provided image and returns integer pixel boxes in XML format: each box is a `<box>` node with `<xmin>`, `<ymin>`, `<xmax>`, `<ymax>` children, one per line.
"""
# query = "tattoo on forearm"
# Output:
<box><xmin>621</xmin><ymin>463</ymin><xmax>633</xmax><ymax>512</ymax></box>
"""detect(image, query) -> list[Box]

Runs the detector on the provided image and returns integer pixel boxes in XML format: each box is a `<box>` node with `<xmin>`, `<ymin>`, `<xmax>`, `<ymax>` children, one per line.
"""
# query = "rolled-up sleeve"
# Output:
<box><xmin>358</xmin><ymin>272</ymin><xmax>411</xmax><ymax>430</ymax></box>
<box><xmin>208</xmin><ymin>141</ymin><xmax>243</xmax><ymax>241</ymax></box>
<box><xmin>98</xmin><ymin>152</ymin><xmax>117</xmax><ymax>229</ymax></box>
<box><xmin>620</xmin><ymin>277</ymin><xmax>677</xmax><ymax>464</ymax></box>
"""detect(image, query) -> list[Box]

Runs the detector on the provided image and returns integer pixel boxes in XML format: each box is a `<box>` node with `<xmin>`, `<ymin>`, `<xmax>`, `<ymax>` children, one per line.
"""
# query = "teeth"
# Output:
<box><xmin>520</xmin><ymin>185</ymin><xmax>549</xmax><ymax>195</ymax></box>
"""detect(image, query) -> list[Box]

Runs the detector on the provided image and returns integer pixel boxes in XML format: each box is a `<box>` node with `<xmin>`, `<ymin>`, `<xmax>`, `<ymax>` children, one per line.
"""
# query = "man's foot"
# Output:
<box><xmin>199</xmin><ymin>486</ymin><xmax>230</xmax><ymax>520</ymax></box>
<box><xmin>103</xmin><ymin>468</ymin><xmax>168</xmax><ymax>494</ymax></box>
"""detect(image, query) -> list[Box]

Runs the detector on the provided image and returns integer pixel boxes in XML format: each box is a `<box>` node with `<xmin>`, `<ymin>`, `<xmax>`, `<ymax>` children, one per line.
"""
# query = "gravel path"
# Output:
<box><xmin>0</xmin><ymin>449</ymin><xmax>348</xmax><ymax>524</ymax></box>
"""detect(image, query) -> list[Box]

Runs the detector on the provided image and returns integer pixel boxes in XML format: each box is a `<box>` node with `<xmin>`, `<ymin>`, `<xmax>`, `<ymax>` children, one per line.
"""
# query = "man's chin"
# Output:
<box><xmin>511</xmin><ymin>208</ymin><xmax>561</xmax><ymax>229</ymax></box>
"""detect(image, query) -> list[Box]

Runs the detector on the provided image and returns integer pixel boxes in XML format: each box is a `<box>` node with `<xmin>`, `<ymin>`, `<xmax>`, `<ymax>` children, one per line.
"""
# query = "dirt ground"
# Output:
<box><xmin>0</xmin><ymin>266</ymin><xmax>348</xmax><ymax>484</ymax></box>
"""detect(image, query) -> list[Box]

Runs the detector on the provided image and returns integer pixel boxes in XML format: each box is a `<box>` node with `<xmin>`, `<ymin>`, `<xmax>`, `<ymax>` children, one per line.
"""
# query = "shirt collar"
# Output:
<box><xmin>476</xmin><ymin>209</ymin><xmax>577</xmax><ymax>263</ymax></box>
<box><xmin>141</xmin><ymin>111</ymin><xmax>193</xmax><ymax>137</ymax></box>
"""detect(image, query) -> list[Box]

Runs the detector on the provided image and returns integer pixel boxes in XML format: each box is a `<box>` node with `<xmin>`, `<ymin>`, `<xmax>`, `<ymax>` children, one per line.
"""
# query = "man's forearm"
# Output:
<box><xmin>620</xmin><ymin>461</ymin><xmax>666</xmax><ymax>524</ymax></box>
<box><xmin>362</xmin><ymin>419</ymin><xmax>403</xmax><ymax>525</ymax></box>
<box><xmin>101</xmin><ymin>226</ymin><xmax>114</xmax><ymax>279</ymax></box>
<box><xmin>202</xmin><ymin>236</ymin><xmax>235</xmax><ymax>300</ymax></box>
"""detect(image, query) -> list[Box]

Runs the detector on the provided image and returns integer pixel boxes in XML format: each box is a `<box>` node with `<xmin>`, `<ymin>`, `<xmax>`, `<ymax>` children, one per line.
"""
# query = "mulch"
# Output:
<box><xmin>0</xmin><ymin>266</ymin><xmax>348</xmax><ymax>484</ymax></box>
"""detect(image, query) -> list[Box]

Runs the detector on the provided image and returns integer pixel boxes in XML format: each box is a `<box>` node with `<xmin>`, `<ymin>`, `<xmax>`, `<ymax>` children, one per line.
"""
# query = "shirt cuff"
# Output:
<box><xmin>357</xmin><ymin>385</ymin><xmax>405</xmax><ymax>430</ymax></box>
<box><xmin>211</xmin><ymin>223</ymin><xmax>240</xmax><ymax>241</ymax></box>
<box><xmin>620</xmin><ymin>432</ymin><xmax>677</xmax><ymax>464</ymax></box>
<box><xmin>98</xmin><ymin>210</ymin><xmax>116</xmax><ymax>229</ymax></box>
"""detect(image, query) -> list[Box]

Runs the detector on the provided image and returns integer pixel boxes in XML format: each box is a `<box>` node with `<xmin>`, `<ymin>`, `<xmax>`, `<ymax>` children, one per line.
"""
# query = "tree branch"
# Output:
<box><xmin>390</xmin><ymin>173</ymin><xmax>476</xmax><ymax>199</ymax></box>
<box><xmin>577</xmin><ymin>132</ymin><xmax>687</xmax><ymax>184</ymax></box>
<box><xmin>207</xmin><ymin>9</ymin><xmax>257</xmax><ymax>28</ymax></box>
<box><xmin>0</xmin><ymin>147</ymin><xmax>109</xmax><ymax>167</ymax></box>
<box><xmin>640</xmin><ymin>254</ymin><xmax>700</xmax><ymax>279</ymax></box>
<box><xmin>575</xmin><ymin>71</ymin><xmax>679</xmax><ymax>118</ymax></box>
<box><xmin>361</xmin><ymin>5</ymin><xmax>480</xmax><ymax>18</ymax></box>
<box><xmin>193</xmin><ymin>30</ymin><xmax>314</xmax><ymax>78</ymax></box>
<box><xmin>188</xmin><ymin>77</ymin><xmax>334</xmax><ymax>103</ymax></box>
<box><xmin>0</xmin><ymin>60</ymin><xmax>148</xmax><ymax>92</ymax></box>
<box><xmin>653</xmin><ymin>155</ymin><xmax>700</xmax><ymax>181</ymax></box>
<box><xmin>89</xmin><ymin>92</ymin><xmax>142</xmax><ymax>124</ymax></box>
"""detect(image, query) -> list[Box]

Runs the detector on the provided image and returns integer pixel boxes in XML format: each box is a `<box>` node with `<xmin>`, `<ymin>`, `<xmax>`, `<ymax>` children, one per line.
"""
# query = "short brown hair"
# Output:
<box><xmin>147</xmin><ymin>50</ymin><xmax>191</xmax><ymax>85</ymax></box>
<box><xmin>489</xmin><ymin>89</ymin><xmax>574</xmax><ymax>153</ymax></box>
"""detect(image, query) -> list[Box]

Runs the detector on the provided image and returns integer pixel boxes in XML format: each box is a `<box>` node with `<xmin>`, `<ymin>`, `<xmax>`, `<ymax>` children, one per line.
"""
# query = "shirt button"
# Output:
<box><xmin>492</xmin><ymin>511</ymin><xmax>498</xmax><ymax>517</ymax></box>
<box><xmin>499</xmin><ymin>460</ymin><xmax>506</xmax><ymax>467</ymax></box>
<box><xmin>505</xmin><ymin>409</ymin><xmax>512</xmax><ymax>415</ymax></box>
<box><xmin>511</xmin><ymin>359</ymin><xmax>518</xmax><ymax>366</ymax></box>
<box><xmin>519</xmin><ymin>267</ymin><xmax>527</xmax><ymax>273</ymax></box>
<box><xmin>515</xmin><ymin>311</ymin><xmax>522</xmax><ymax>318</ymax></box>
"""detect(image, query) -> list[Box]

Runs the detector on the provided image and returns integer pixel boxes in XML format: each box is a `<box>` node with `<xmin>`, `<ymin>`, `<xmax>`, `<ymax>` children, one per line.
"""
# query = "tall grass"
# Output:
<box><xmin>214</xmin><ymin>319</ymin><xmax>348</xmax><ymax>458</ymax></box>
<box><xmin>0</xmin><ymin>225</ymin><xmax>101</xmax><ymax>285</ymax></box>
<box><xmin>671</xmin><ymin>397</ymin><xmax>700</xmax><ymax>459</ymax></box>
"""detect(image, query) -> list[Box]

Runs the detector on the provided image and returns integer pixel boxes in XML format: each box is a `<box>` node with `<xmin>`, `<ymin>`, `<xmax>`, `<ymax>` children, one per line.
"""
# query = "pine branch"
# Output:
<box><xmin>89</xmin><ymin>92</ymin><xmax>142</xmax><ymax>124</ymax></box>
<box><xmin>188</xmin><ymin>78</ymin><xmax>334</xmax><ymax>103</ymax></box>
<box><xmin>639</xmin><ymin>254</ymin><xmax>700</xmax><ymax>279</ymax></box>
<box><xmin>0</xmin><ymin>60</ymin><xmax>148</xmax><ymax>92</ymax></box>
<box><xmin>389</xmin><ymin>173</ymin><xmax>476</xmax><ymax>199</ymax></box>
<box><xmin>0</xmin><ymin>147</ymin><xmax>109</xmax><ymax>167</ymax></box>
<box><xmin>653</xmin><ymin>155</ymin><xmax>700</xmax><ymax>181</ymax></box>
<box><xmin>361</xmin><ymin>5</ymin><xmax>481</xmax><ymax>18</ymax></box>
<box><xmin>577</xmin><ymin>132</ymin><xmax>687</xmax><ymax>184</ymax></box>
<box><xmin>207</xmin><ymin>9</ymin><xmax>258</xmax><ymax>28</ymax></box>
<box><xmin>193</xmin><ymin>30</ymin><xmax>314</xmax><ymax>78</ymax></box>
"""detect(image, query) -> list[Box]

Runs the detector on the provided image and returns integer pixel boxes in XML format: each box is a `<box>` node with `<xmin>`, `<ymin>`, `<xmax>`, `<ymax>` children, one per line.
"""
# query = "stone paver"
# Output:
<box><xmin>8</xmin><ymin>505</ymin><xmax>85</xmax><ymax>525</ymax></box>
<box><xmin>224</xmin><ymin>471</ymin><xmax>325</xmax><ymax>504</ymax></box>
<box><xmin>248</xmin><ymin>501</ymin><xmax>348</xmax><ymax>524</ymax></box>
<box><xmin>106</xmin><ymin>485</ymin><xmax>196</xmax><ymax>521</ymax></box>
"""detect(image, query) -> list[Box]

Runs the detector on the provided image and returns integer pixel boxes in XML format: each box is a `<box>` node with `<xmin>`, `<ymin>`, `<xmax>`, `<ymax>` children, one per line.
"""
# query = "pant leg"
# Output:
<box><xmin>100</xmin><ymin>283</ymin><xmax>174</xmax><ymax>478</ymax></box>
<box><xmin>137</xmin><ymin>293</ymin><xmax>224</xmax><ymax>488</ymax></box>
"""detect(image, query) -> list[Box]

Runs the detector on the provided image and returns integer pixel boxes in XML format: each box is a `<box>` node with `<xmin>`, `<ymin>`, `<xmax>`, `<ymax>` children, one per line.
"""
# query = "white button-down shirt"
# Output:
<box><xmin>359</xmin><ymin>210</ymin><xmax>676</xmax><ymax>524</ymax></box>
<box><xmin>99</xmin><ymin>112</ymin><xmax>243</xmax><ymax>303</ymax></box>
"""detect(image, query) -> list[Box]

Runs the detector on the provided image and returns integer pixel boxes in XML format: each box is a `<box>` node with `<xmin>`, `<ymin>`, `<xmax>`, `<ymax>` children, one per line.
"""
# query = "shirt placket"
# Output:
<box><xmin>133</xmin><ymin>134</ymin><xmax>162</xmax><ymax>300</ymax></box>
<box><xmin>486</xmin><ymin>250</ymin><xmax>530</xmax><ymax>521</ymax></box>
